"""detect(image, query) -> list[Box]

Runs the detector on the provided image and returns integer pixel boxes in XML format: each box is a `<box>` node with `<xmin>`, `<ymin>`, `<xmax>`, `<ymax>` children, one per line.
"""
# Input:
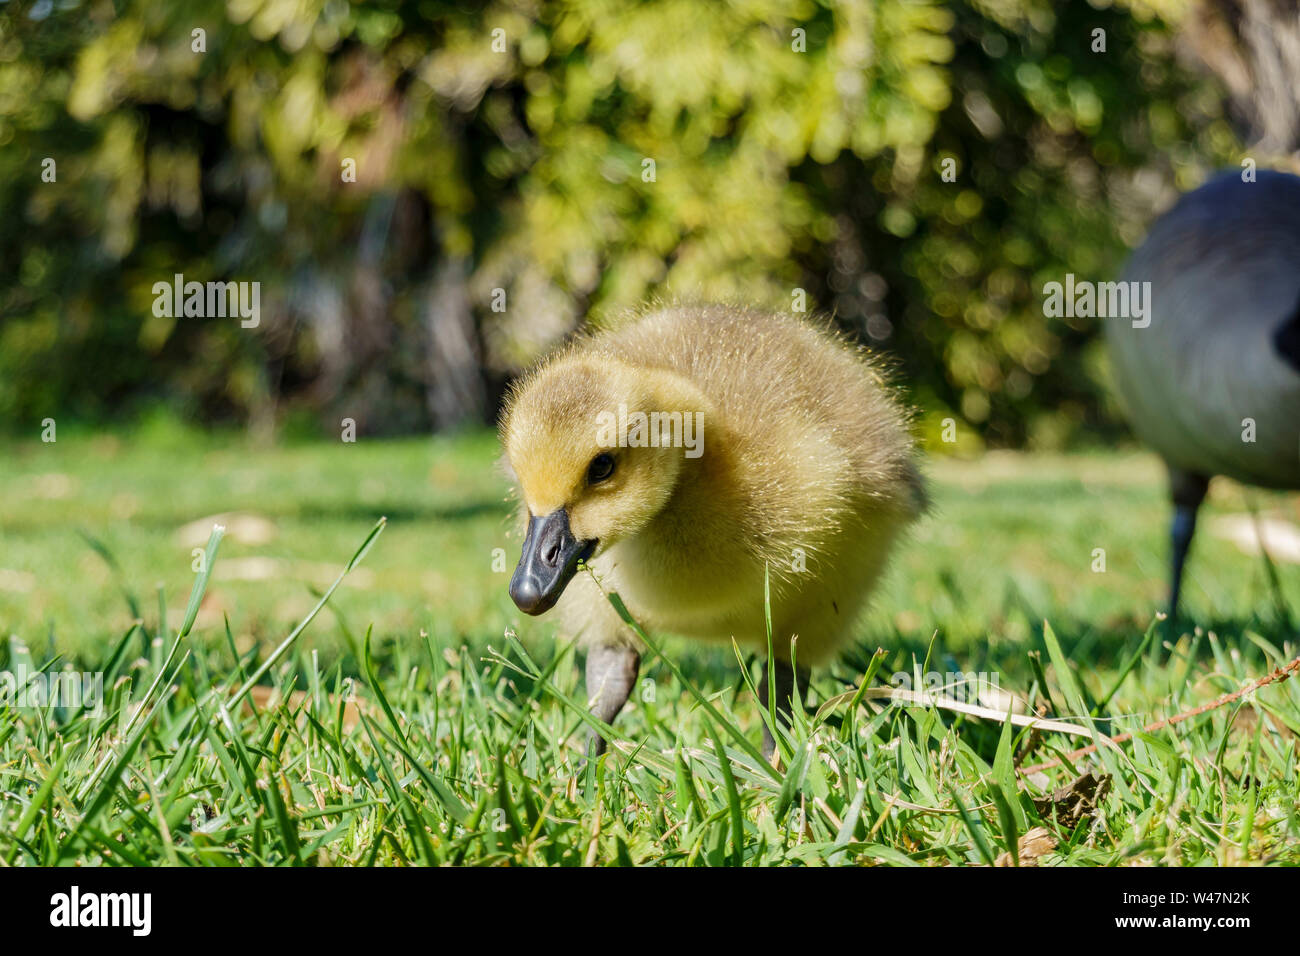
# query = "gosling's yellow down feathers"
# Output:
<box><xmin>500</xmin><ymin>304</ymin><xmax>924</xmax><ymax>668</ymax></box>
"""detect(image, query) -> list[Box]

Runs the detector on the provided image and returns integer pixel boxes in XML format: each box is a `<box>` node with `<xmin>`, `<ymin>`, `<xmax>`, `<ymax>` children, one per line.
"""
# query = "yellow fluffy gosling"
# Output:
<box><xmin>500</xmin><ymin>305</ymin><xmax>925</xmax><ymax>756</ymax></box>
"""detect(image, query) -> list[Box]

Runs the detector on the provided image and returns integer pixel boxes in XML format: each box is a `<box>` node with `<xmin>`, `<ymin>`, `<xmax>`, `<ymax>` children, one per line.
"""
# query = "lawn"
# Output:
<box><xmin>1</xmin><ymin>423</ymin><xmax>1298</xmax><ymax>865</ymax></box>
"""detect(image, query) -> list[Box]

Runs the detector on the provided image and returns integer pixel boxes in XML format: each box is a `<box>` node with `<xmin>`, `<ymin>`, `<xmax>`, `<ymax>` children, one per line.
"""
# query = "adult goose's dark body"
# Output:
<box><xmin>1107</xmin><ymin>170</ymin><xmax>1300</xmax><ymax>613</ymax></box>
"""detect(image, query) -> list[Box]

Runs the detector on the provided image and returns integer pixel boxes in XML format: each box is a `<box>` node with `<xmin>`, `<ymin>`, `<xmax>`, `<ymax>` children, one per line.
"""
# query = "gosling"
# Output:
<box><xmin>500</xmin><ymin>304</ymin><xmax>925</xmax><ymax>757</ymax></box>
<box><xmin>1107</xmin><ymin>170</ymin><xmax>1300</xmax><ymax>616</ymax></box>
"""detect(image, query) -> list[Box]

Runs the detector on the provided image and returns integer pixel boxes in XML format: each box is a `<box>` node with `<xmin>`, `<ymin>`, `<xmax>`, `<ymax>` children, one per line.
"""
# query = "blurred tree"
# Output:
<box><xmin>1183</xmin><ymin>0</ymin><xmax>1300</xmax><ymax>155</ymax></box>
<box><xmin>0</xmin><ymin>0</ymin><xmax>1247</xmax><ymax>445</ymax></box>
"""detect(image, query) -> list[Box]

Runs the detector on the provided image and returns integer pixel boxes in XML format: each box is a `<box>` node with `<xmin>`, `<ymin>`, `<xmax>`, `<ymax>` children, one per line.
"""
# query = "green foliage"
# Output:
<box><xmin>1</xmin><ymin>1</ymin><xmax>1237</xmax><ymax>443</ymax></box>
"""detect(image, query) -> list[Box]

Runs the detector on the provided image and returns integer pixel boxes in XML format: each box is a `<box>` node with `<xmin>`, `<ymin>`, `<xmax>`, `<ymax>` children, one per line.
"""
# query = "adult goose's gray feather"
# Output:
<box><xmin>1106</xmin><ymin>169</ymin><xmax>1300</xmax><ymax>613</ymax></box>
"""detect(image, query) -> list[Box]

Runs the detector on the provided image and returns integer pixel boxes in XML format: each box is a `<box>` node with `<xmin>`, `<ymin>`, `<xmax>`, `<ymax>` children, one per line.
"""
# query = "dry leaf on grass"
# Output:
<box><xmin>177</xmin><ymin>512</ymin><xmax>278</xmax><ymax>548</ymax></box>
<box><xmin>1208</xmin><ymin>514</ymin><xmax>1300</xmax><ymax>564</ymax></box>
<box><xmin>995</xmin><ymin>827</ymin><xmax>1058</xmax><ymax>866</ymax></box>
<box><xmin>1031</xmin><ymin>772</ymin><xmax>1110</xmax><ymax>829</ymax></box>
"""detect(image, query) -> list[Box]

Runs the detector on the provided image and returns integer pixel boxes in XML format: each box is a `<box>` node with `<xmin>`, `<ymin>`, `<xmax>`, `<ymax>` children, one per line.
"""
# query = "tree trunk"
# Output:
<box><xmin>424</xmin><ymin>255</ymin><xmax>486</xmax><ymax>430</ymax></box>
<box><xmin>1186</xmin><ymin>0</ymin><xmax>1300</xmax><ymax>154</ymax></box>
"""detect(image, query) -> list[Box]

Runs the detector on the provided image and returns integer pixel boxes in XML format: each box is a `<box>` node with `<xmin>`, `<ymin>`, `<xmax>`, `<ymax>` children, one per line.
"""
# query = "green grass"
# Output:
<box><xmin>1</xmin><ymin>425</ymin><xmax>1298</xmax><ymax>865</ymax></box>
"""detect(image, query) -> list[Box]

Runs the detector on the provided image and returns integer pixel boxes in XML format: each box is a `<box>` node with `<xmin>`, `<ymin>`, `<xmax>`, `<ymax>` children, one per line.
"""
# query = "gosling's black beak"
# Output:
<box><xmin>509</xmin><ymin>509</ymin><xmax>596</xmax><ymax>615</ymax></box>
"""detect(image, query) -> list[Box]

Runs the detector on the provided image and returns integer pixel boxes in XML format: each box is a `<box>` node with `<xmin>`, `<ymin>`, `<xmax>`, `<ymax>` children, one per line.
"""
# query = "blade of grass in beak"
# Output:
<box><xmin>607</xmin><ymin>591</ymin><xmax>780</xmax><ymax>781</ymax></box>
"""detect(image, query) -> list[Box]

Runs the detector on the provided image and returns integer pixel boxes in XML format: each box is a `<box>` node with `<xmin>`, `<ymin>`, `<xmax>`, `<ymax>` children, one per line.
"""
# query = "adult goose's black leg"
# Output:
<box><xmin>585</xmin><ymin>643</ymin><xmax>640</xmax><ymax>758</ymax></box>
<box><xmin>1168</xmin><ymin>468</ymin><xmax>1210</xmax><ymax>618</ymax></box>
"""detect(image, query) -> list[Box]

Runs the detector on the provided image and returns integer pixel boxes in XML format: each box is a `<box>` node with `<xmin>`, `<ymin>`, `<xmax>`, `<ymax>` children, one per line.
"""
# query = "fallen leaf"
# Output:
<box><xmin>0</xmin><ymin>569</ymin><xmax>37</xmax><ymax>592</ymax></box>
<box><xmin>1032</xmin><ymin>772</ymin><xmax>1110</xmax><ymax>829</ymax></box>
<box><xmin>1209</xmin><ymin>514</ymin><xmax>1300</xmax><ymax>564</ymax></box>
<box><xmin>215</xmin><ymin>556</ymin><xmax>284</xmax><ymax>580</ymax></box>
<box><xmin>176</xmin><ymin>512</ymin><xmax>278</xmax><ymax>548</ymax></box>
<box><xmin>995</xmin><ymin>826</ymin><xmax>1058</xmax><ymax>866</ymax></box>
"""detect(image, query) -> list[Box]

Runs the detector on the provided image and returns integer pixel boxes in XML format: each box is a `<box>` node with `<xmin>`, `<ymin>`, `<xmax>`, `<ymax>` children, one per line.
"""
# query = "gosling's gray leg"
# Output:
<box><xmin>1168</xmin><ymin>468</ymin><xmax>1210</xmax><ymax>618</ymax></box>
<box><xmin>757</xmin><ymin>658</ymin><xmax>805</xmax><ymax>759</ymax></box>
<box><xmin>585</xmin><ymin>643</ymin><xmax>640</xmax><ymax>758</ymax></box>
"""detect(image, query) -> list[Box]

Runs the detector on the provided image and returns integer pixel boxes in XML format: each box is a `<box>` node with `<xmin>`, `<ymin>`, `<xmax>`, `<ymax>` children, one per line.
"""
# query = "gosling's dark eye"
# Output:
<box><xmin>587</xmin><ymin>453</ymin><xmax>616</xmax><ymax>485</ymax></box>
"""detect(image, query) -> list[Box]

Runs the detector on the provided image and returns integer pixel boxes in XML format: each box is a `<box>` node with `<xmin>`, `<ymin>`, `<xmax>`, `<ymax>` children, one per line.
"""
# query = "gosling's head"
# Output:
<box><xmin>500</xmin><ymin>353</ymin><xmax>707</xmax><ymax>615</ymax></box>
